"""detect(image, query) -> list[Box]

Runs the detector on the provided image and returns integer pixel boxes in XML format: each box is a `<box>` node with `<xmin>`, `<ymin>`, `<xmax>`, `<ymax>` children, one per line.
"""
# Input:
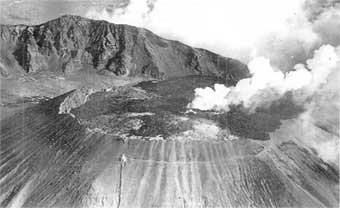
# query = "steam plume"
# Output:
<box><xmin>187</xmin><ymin>44</ymin><xmax>340</xmax><ymax>164</ymax></box>
<box><xmin>188</xmin><ymin>45</ymin><xmax>339</xmax><ymax>112</ymax></box>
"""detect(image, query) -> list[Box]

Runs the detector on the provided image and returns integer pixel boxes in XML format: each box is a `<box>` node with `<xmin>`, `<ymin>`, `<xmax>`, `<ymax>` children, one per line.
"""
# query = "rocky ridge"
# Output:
<box><xmin>0</xmin><ymin>15</ymin><xmax>248</xmax><ymax>83</ymax></box>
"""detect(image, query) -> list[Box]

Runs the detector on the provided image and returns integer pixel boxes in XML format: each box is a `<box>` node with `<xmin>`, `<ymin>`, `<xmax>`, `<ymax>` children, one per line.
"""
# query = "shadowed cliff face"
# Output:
<box><xmin>0</xmin><ymin>76</ymin><xmax>338</xmax><ymax>208</ymax></box>
<box><xmin>0</xmin><ymin>15</ymin><xmax>248</xmax><ymax>82</ymax></box>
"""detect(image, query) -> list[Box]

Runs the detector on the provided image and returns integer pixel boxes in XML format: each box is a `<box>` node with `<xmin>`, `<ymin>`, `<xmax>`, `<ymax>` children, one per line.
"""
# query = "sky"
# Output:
<box><xmin>84</xmin><ymin>0</ymin><xmax>340</xmax><ymax>69</ymax></box>
<box><xmin>0</xmin><ymin>0</ymin><xmax>127</xmax><ymax>25</ymax></box>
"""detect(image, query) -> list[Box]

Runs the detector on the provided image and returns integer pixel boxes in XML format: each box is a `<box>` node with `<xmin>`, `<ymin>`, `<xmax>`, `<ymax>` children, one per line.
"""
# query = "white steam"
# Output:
<box><xmin>189</xmin><ymin>45</ymin><xmax>339</xmax><ymax>112</ymax></box>
<box><xmin>188</xmin><ymin>44</ymin><xmax>340</xmax><ymax>164</ymax></box>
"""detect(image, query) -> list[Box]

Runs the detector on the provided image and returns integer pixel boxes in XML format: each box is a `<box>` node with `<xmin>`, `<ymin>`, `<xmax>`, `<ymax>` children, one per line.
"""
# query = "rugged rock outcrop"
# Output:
<box><xmin>0</xmin><ymin>15</ymin><xmax>248</xmax><ymax>83</ymax></box>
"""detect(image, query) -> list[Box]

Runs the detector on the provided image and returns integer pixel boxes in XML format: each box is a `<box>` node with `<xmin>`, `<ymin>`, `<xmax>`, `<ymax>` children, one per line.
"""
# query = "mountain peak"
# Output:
<box><xmin>45</xmin><ymin>14</ymin><xmax>97</xmax><ymax>26</ymax></box>
<box><xmin>58</xmin><ymin>14</ymin><xmax>85</xmax><ymax>20</ymax></box>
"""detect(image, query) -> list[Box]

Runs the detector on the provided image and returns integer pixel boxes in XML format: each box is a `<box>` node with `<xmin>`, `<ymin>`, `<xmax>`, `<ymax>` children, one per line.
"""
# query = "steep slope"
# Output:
<box><xmin>0</xmin><ymin>76</ymin><xmax>338</xmax><ymax>208</ymax></box>
<box><xmin>0</xmin><ymin>15</ymin><xmax>248</xmax><ymax>83</ymax></box>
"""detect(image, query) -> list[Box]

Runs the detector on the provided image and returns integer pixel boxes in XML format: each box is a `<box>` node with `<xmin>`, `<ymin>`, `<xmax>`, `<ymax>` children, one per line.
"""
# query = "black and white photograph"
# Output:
<box><xmin>0</xmin><ymin>0</ymin><xmax>339</xmax><ymax>207</ymax></box>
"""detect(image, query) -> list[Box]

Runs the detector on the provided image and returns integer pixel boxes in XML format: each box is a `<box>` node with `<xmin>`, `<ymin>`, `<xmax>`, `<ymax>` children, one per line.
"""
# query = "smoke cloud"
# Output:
<box><xmin>187</xmin><ymin>44</ymin><xmax>339</xmax><ymax>164</ymax></box>
<box><xmin>188</xmin><ymin>45</ymin><xmax>339</xmax><ymax>112</ymax></box>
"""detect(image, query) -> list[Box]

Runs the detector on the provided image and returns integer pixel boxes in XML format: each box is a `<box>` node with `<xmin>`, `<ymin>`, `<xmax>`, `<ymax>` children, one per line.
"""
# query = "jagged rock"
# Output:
<box><xmin>0</xmin><ymin>15</ymin><xmax>248</xmax><ymax>82</ymax></box>
<box><xmin>58</xmin><ymin>87</ymin><xmax>98</xmax><ymax>117</ymax></box>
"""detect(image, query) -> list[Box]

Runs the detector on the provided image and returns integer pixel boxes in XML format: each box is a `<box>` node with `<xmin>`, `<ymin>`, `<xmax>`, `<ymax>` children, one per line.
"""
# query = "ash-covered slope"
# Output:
<box><xmin>0</xmin><ymin>15</ymin><xmax>247</xmax><ymax>83</ymax></box>
<box><xmin>0</xmin><ymin>76</ymin><xmax>338</xmax><ymax>208</ymax></box>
